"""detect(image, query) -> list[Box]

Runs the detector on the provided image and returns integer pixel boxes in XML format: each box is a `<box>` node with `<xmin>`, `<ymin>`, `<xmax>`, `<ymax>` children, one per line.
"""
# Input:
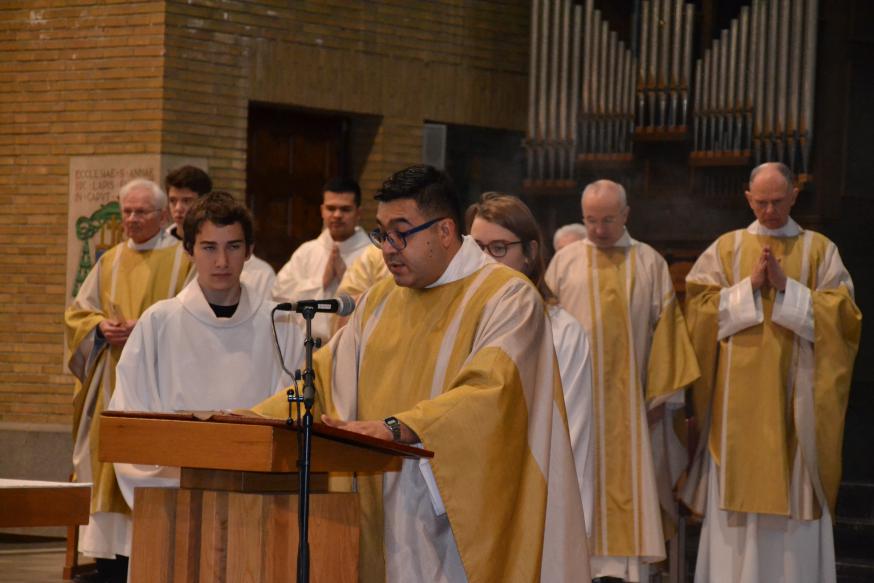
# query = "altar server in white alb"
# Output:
<box><xmin>163</xmin><ymin>164</ymin><xmax>277</xmax><ymax>300</ymax></box>
<box><xmin>467</xmin><ymin>192</ymin><xmax>595</xmax><ymax>534</ymax></box>
<box><xmin>164</xmin><ymin>164</ymin><xmax>213</xmax><ymax>241</ymax></box>
<box><xmin>682</xmin><ymin>162</ymin><xmax>862</xmax><ymax>583</ymax></box>
<box><xmin>109</xmin><ymin>192</ymin><xmax>305</xmax><ymax>514</ymax></box>
<box><xmin>272</xmin><ymin>177</ymin><xmax>371</xmax><ymax>343</ymax></box>
<box><xmin>545</xmin><ymin>179</ymin><xmax>700</xmax><ymax>582</ymax></box>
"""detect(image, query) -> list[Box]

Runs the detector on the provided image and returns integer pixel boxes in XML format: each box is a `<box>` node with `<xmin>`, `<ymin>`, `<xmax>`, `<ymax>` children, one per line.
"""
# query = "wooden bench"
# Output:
<box><xmin>0</xmin><ymin>478</ymin><xmax>92</xmax><ymax>579</ymax></box>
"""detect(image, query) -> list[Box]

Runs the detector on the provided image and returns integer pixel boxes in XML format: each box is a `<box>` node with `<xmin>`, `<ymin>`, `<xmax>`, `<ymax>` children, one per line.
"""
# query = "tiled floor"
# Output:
<box><xmin>0</xmin><ymin>540</ymin><xmax>86</xmax><ymax>583</ymax></box>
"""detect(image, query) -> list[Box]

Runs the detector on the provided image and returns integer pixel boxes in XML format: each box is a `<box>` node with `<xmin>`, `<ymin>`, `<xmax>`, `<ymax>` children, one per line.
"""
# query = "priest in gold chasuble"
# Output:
<box><xmin>682</xmin><ymin>163</ymin><xmax>862</xmax><ymax>583</ymax></box>
<box><xmin>255</xmin><ymin>165</ymin><xmax>590</xmax><ymax>583</ymax></box>
<box><xmin>545</xmin><ymin>180</ymin><xmax>700</xmax><ymax>582</ymax></box>
<box><xmin>65</xmin><ymin>179</ymin><xmax>190</xmax><ymax>566</ymax></box>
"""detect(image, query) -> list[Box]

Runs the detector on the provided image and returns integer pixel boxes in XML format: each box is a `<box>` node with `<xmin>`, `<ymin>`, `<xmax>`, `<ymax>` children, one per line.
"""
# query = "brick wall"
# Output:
<box><xmin>0</xmin><ymin>0</ymin><xmax>529</xmax><ymax>426</ymax></box>
<box><xmin>159</xmin><ymin>0</ymin><xmax>529</xmax><ymax>209</ymax></box>
<box><xmin>0</xmin><ymin>1</ymin><xmax>167</xmax><ymax>425</ymax></box>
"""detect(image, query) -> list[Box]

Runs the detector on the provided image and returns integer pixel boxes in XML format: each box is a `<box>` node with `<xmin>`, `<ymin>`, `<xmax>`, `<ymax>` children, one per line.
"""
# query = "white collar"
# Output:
<box><xmin>583</xmin><ymin>228</ymin><xmax>633</xmax><ymax>249</ymax></box>
<box><xmin>165</xmin><ymin>224</ymin><xmax>182</xmax><ymax>241</ymax></box>
<box><xmin>127</xmin><ymin>229</ymin><xmax>176</xmax><ymax>251</ymax></box>
<box><xmin>317</xmin><ymin>227</ymin><xmax>370</xmax><ymax>253</ymax></box>
<box><xmin>427</xmin><ymin>235</ymin><xmax>493</xmax><ymax>288</ymax></box>
<box><xmin>747</xmin><ymin>218</ymin><xmax>802</xmax><ymax>237</ymax></box>
<box><xmin>177</xmin><ymin>278</ymin><xmax>262</xmax><ymax>328</ymax></box>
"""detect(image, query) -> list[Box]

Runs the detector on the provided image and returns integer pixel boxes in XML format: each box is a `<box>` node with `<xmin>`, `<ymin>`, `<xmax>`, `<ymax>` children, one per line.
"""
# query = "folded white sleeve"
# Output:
<box><xmin>418</xmin><ymin>453</ymin><xmax>446</xmax><ymax>517</ymax></box>
<box><xmin>113</xmin><ymin>463</ymin><xmax>181</xmax><ymax>508</ymax></box>
<box><xmin>771</xmin><ymin>277</ymin><xmax>815</xmax><ymax>342</ymax></box>
<box><xmin>717</xmin><ymin>277</ymin><xmax>764</xmax><ymax>341</ymax></box>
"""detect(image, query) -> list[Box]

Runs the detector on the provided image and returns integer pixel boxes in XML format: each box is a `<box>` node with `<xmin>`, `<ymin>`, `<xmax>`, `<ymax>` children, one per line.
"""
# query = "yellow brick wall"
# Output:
<box><xmin>159</xmin><ymin>0</ymin><xmax>528</xmax><ymax>208</ymax></box>
<box><xmin>0</xmin><ymin>2</ymin><xmax>167</xmax><ymax>425</ymax></box>
<box><xmin>0</xmin><ymin>0</ymin><xmax>529</xmax><ymax>426</ymax></box>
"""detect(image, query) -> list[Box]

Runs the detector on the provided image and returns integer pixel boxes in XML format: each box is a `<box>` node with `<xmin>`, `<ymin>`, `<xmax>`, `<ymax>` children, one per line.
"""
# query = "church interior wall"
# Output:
<box><xmin>2</xmin><ymin>5</ymin><xmax>874</xmax><ymax>573</ymax></box>
<box><xmin>0</xmin><ymin>0</ymin><xmax>530</xmax><ymax>445</ymax></box>
<box><xmin>158</xmin><ymin>0</ymin><xmax>529</xmax><ymax>226</ymax></box>
<box><xmin>1</xmin><ymin>1</ymin><xmax>168</xmax><ymax>429</ymax></box>
<box><xmin>3</xmin><ymin>0</ymin><xmax>872</xmax><ymax>492</ymax></box>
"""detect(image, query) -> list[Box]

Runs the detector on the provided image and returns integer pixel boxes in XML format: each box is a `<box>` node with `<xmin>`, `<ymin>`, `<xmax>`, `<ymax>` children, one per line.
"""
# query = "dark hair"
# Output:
<box><xmin>323</xmin><ymin>177</ymin><xmax>362</xmax><ymax>207</ymax></box>
<box><xmin>467</xmin><ymin>192</ymin><xmax>556</xmax><ymax>304</ymax></box>
<box><xmin>165</xmin><ymin>165</ymin><xmax>213</xmax><ymax>197</ymax></box>
<box><xmin>183</xmin><ymin>191</ymin><xmax>254</xmax><ymax>254</ymax></box>
<box><xmin>375</xmin><ymin>165</ymin><xmax>463</xmax><ymax>240</ymax></box>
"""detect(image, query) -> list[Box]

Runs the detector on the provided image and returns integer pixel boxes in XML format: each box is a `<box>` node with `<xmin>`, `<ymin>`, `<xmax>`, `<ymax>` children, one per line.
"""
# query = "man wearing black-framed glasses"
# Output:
<box><xmin>368</xmin><ymin>215</ymin><xmax>446</xmax><ymax>251</ymax></box>
<box><xmin>366</xmin><ymin>210</ymin><xmax>452</xmax><ymax>289</ymax></box>
<box><xmin>255</xmin><ymin>164</ymin><xmax>590</xmax><ymax>582</ymax></box>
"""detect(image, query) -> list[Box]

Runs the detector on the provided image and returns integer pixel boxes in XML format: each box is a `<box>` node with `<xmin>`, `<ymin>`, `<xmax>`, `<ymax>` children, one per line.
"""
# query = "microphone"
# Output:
<box><xmin>276</xmin><ymin>294</ymin><xmax>355</xmax><ymax>317</ymax></box>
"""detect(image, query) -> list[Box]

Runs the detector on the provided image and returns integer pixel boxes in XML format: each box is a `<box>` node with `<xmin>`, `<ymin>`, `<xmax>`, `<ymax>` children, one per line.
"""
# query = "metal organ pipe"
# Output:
<box><xmin>681</xmin><ymin>4</ymin><xmax>694</xmax><ymax>127</ymax></box>
<box><xmin>801</xmin><ymin>0</ymin><xmax>819</xmax><ymax>175</ymax></box>
<box><xmin>569</xmin><ymin>3</ymin><xmax>582</xmax><ymax>175</ymax></box>
<box><xmin>737</xmin><ymin>7</ymin><xmax>750</xmax><ymax>154</ymax></box>
<box><xmin>524</xmin><ymin>0</ymin><xmax>819</xmax><ymax>181</ymax></box>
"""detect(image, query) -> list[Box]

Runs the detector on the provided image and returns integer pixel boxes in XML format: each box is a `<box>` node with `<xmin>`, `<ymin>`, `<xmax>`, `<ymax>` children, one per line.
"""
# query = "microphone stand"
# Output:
<box><xmin>290</xmin><ymin>305</ymin><xmax>318</xmax><ymax>583</ymax></box>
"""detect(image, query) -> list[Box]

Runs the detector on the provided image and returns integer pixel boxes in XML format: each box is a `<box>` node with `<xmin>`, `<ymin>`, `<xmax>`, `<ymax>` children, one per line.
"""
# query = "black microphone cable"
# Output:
<box><xmin>271</xmin><ymin>305</ymin><xmax>302</xmax><ymax>426</ymax></box>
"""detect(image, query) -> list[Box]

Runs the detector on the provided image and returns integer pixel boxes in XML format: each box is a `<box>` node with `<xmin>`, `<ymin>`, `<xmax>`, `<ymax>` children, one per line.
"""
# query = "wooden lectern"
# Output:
<box><xmin>99</xmin><ymin>411</ymin><xmax>431</xmax><ymax>583</ymax></box>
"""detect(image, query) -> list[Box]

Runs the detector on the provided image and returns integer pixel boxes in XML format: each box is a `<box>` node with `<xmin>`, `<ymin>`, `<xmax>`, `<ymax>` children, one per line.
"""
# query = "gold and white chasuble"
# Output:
<box><xmin>682</xmin><ymin>219</ymin><xmax>861</xmax><ymax>583</ymax></box>
<box><xmin>64</xmin><ymin>230</ymin><xmax>191</xmax><ymax>558</ymax></box>
<box><xmin>545</xmin><ymin>232</ymin><xmax>700</xmax><ymax>580</ymax></box>
<box><xmin>256</xmin><ymin>236</ymin><xmax>590</xmax><ymax>583</ymax></box>
<box><xmin>338</xmin><ymin>244</ymin><xmax>391</xmax><ymax>298</ymax></box>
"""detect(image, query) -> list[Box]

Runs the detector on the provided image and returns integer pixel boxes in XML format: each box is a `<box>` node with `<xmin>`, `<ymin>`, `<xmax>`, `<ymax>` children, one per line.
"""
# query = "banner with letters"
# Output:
<box><xmin>65</xmin><ymin>154</ymin><xmax>207</xmax><ymax>304</ymax></box>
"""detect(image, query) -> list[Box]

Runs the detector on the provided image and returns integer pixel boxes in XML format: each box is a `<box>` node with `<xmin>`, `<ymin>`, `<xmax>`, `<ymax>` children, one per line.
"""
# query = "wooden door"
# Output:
<box><xmin>246</xmin><ymin>105</ymin><xmax>347</xmax><ymax>271</ymax></box>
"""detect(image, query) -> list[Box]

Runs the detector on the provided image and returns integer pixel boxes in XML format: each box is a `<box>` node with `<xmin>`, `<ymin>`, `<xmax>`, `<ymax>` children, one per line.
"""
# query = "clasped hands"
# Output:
<box><xmin>98</xmin><ymin>318</ymin><xmax>136</xmax><ymax>347</ymax></box>
<box><xmin>750</xmin><ymin>245</ymin><xmax>787</xmax><ymax>292</ymax></box>
<box><xmin>322</xmin><ymin>245</ymin><xmax>347</xmax><ymax>289</ymax></box>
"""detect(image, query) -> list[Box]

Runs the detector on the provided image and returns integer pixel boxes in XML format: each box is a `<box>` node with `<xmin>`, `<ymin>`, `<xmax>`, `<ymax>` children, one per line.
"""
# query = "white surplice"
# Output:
<box><xmin>108</xmin><ymin>279</ymin><xmax>305</xmax><ymax>513</ymax></box>
<box><xmin>240</xmin><ymin>254</ymin><xmax>276</xmax><ymax>302</ymax></box>
<box><xmin>549</xmin><ymin>304</ymin><xmax>595</xmax><ymax>537</ymax></box>
<box><xmin>272</xmin><ymin>227</ymin><xmax>371</xmax><ymax>342</ymax></box>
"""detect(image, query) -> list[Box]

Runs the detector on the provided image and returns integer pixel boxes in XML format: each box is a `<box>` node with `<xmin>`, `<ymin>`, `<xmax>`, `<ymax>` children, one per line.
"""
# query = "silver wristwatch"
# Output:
<box><xmin>383</xmin><ymin>416</ymin><xmax>402</xmax><ymax>442</ymax></box>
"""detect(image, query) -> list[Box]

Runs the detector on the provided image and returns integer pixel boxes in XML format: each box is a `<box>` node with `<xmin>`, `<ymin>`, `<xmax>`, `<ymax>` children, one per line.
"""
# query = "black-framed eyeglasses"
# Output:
<box><xmin>475</xmin><ymin>240</ymin><xmax>523</xmax><ymax>258</ymax></box>
<box><xmin>369</xmin><ymin>216</ymin><xmax>447</xmax><ymax>251</ymax></box>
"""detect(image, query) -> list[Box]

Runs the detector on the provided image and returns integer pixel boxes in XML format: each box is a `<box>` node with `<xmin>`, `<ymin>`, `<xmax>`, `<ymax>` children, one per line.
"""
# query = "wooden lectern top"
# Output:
<box><xmin>100</xmin><ymin>411</ymin><xmax>432</xmax><ymax>474</ymax></box>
